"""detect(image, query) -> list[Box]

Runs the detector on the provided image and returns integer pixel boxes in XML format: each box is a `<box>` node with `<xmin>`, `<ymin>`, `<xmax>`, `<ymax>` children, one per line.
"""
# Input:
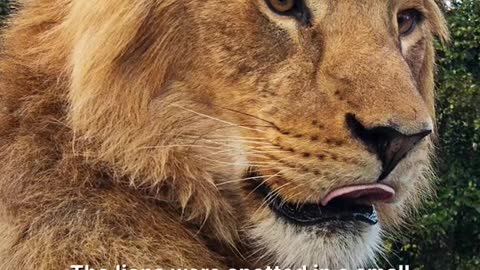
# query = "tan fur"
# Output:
<box><xmin>0</xmin><ymin>0</ymin><xmax>448</xmax><ymax>269</ymax></box>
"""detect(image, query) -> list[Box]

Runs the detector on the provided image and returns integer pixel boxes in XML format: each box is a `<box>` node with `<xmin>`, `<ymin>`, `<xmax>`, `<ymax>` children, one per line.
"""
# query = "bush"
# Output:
<box><xmin>0</xmin><ymin>0</ymin><xmax>9</xmax><ymax>18</ymax></box>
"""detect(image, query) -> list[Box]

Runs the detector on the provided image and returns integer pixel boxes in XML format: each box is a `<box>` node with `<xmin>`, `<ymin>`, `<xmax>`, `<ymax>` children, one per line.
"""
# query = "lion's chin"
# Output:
<box><xmin>249</xmin><ymin>215</ymin><xmax>382</xmax><ymax>268</ymax></box>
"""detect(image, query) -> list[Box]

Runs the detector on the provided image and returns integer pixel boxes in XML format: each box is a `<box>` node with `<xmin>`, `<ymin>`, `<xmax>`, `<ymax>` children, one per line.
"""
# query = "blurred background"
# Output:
<box><xmin>1</xmin><ymin>0</ymin><xmax>478</xmax><ymax>269</ymax></box>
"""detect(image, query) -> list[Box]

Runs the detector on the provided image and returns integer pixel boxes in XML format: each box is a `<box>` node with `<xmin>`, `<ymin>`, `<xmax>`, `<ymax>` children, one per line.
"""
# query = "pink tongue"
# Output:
<box><xmin>321</xmin><ymin>184</ymin><xmax>395</xmax><ymax>206</ymax></box>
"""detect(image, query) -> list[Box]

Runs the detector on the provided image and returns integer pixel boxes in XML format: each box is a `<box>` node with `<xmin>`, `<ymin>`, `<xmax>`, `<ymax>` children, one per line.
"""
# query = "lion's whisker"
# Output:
<box><xmin>216</xmin><ymin>174</ymin><xmax>278</xmax><ymax>187</ymax></box>
<box><xmin>171</xmin><ymin>104</ymin><xmax>268</xmax><ymax>133</ymax></box>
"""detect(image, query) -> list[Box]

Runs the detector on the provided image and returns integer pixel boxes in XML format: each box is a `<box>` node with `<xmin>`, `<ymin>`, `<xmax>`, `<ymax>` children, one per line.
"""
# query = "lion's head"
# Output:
<box><xmin>37</xmin><ymin>0</ymin><xmax>449</xmax><ymax>267</ymax></box>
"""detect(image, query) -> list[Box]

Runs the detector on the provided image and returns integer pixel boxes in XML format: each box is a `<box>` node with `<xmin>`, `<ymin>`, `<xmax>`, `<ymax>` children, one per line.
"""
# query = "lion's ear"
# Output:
<box><xmin>427</xmin><ymin>0</ymin><xmax>450</xmax><ymax>44</ymax></box>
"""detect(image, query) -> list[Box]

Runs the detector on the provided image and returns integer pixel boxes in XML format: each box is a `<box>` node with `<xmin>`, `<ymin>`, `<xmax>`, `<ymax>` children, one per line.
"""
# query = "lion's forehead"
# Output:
<box><xmin>192</xmin><ymin>0</ymin><xmax>436</xmax><ymax>94</ymax></box>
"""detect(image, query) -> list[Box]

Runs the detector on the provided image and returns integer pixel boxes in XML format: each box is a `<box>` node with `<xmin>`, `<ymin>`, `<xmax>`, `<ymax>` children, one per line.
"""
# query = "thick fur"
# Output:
<box><xmin>0</xmin><ymin>0</ymin><xmax>448</xmax><ymax>269</ymax></box>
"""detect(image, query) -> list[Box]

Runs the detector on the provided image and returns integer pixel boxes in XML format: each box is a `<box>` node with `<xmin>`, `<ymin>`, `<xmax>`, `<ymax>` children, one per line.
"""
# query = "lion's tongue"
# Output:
<box><xmin>321</xmin><ymin>184</ymin><xmax>395</xmax><ymax>207</ymax></box>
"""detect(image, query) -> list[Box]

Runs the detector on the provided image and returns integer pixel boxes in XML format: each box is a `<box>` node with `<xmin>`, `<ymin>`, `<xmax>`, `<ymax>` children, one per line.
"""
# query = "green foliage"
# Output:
<box><xmin>0</xmin><ymin>0</ymin><xmax>478</xmax><ymax>269</ymax></box>
<box><xmin>0</xmin><ymin>0</ymin><xmax>9</xmax><ymax>18</ymax></box>
<box><xmin>386</xmin><ymin>0</ymin><xmax>480</xmax><ymax>269</ymax></box>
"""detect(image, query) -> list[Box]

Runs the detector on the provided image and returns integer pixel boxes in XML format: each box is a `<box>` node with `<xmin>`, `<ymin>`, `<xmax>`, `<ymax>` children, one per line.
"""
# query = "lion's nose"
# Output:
<box><xmin>346</xmin><ymin>114</ymin><xmax>432</xmax><ymax>180</ymax></box>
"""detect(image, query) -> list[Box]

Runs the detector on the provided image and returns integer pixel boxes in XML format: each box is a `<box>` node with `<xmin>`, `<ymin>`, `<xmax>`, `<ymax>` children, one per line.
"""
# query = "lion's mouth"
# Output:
<box><xmin>247</xmin><ymin>169</ymin><xmax>395</xmax><ymax>226</ymax></box>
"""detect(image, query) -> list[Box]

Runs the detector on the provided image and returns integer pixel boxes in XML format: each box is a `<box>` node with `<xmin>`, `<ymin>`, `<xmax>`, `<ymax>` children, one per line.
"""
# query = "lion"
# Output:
<box><xmin>0</xmin><ymin>0</ymin><xmax>448</xmax><ymax>269</ymax></box>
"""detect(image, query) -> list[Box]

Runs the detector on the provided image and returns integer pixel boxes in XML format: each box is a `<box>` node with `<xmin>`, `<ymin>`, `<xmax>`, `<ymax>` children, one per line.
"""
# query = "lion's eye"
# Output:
<box><xmin>397</xmin><ymin>9</ymin><xmax>422</xmax><ymax>36</ymax></box>
<box><xmin>265</xmin><ymin>0</ymin><xmax>311</xmax><ymax>26</ymax></box>
<box><xmin>267</xmin><ymin>0</ymin><xmax>296</xmax><ymax>13</ymax></box>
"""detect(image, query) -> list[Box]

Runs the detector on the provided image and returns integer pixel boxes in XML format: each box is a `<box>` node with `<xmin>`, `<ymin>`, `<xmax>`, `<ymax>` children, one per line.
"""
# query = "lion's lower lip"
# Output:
<box><xmin>247</xmin><ymin>169</ymin><xmax>379</xmax><ymax>226</ymax></box>
<box><xmin>273</xmin><ymin>196</ymin><xmax>379</xmax><ymax>226</ymax></box>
